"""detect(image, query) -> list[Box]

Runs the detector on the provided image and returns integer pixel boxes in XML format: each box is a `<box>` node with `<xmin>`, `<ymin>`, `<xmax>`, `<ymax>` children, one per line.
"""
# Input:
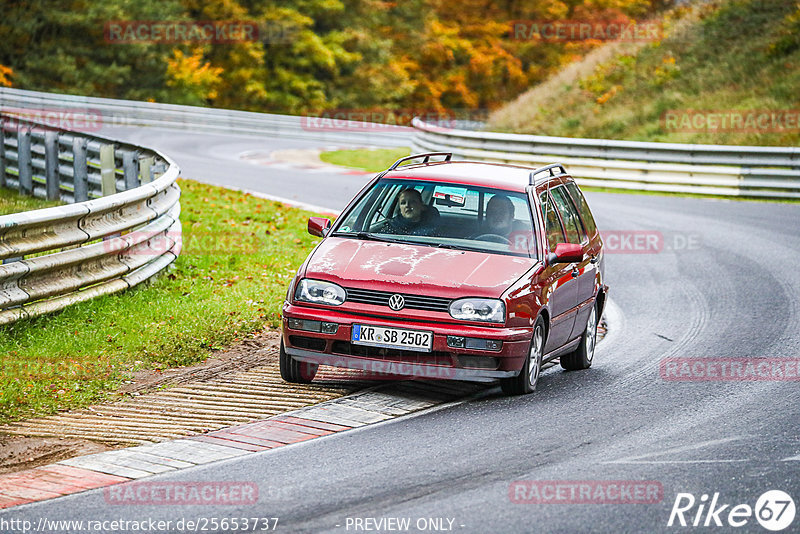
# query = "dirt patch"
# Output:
<box><xmin>0</xmin><ymin>436</ymin><xmax>112</xmax><ymax>475</ymax></box>
<box><xmin>0</xmin><ymin>329</ymin><xmax>282</xmax><ymax>474</ymax></box>
<box><xmin>117</xmin><ymin>329</ymin><xmax>281</xmax><ymax>395</ymax></box>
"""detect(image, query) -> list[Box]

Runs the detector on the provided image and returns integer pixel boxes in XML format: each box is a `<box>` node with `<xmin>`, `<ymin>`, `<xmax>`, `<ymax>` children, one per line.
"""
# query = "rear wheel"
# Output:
<box><xmin>279</xmin><ymin>339</ymin><xmax>318</xmax><ymax>383</ymax></box>
<box><xmin>560</xmin><ymin>302</ymin><xmax>598</xmax><ymax>371</ymax></box>
<box><xmin>501</xmin><ymin>318</ymin><xmax>545</xmax><ymax>396</ymax></box>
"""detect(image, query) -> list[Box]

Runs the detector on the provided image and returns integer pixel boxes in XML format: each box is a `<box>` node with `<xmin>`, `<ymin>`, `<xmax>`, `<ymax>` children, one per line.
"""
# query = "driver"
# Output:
<box><xmin>380</xmin><ymin>188</ymin><xmax>439</xmax><ymax>236</ymax></box>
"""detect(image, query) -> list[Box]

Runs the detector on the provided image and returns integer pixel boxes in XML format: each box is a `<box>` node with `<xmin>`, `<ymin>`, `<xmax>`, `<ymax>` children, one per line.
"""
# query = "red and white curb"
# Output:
<box><xmin>0</xmin><ymin>381</ymin><xmax>482</xmax><ymax>510</ymax></box>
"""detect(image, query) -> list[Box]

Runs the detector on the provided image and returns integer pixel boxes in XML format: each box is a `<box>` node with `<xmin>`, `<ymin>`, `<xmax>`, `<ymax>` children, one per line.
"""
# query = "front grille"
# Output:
<box><xmin>457</xmin><ymin>355</ymin><xmax>500</xmax><ymax>370</ymax></box>
<box><xmin>331</xmin><ymin>341</ymin><xmax>454</xmax><ymax>366</ymax></box>
<box><xmin>289</xmin><ymin>335</ymin><xmax>326</xmax><ymax>352</ymax></box>
<box><xmin>345</xmin><ymin>287</ymin><xmax>451</xmax><ymax>312</ymax></box>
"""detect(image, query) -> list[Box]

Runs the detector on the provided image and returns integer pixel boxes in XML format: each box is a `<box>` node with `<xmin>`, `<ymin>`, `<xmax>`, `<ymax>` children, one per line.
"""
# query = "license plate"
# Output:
<box><xmin>351</xmin><ymin>324</ymin><xmax>433</xmax><ymax>352</ymax></box>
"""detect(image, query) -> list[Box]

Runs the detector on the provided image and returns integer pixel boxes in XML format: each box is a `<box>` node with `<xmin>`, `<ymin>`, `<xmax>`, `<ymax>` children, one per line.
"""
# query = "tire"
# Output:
<box><xmin>279</xmin><ymin>339</ymin><xmax>318</xmax><ymax>383</ymax></box>
<box><xmin>560</xmin><ymin>302</ymin><xmax>598</xmax><ymax>371</ymax></box>
<box><xmin>501</xmin><ymin>318</ymin><xmax>545</xmax><ymax>395</ymax></box>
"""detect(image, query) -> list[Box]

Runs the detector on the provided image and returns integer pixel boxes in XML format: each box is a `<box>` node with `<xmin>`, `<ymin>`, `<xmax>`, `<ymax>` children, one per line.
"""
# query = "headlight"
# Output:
<box><xmin>449</xmin><ymin>298</ymin><xmax>505</xmax><ymax>323</ymax></box>
<box><xmin>294</xmin><ymin>279</ymin><xmax>346</xmax><ymax>306</ymax></box>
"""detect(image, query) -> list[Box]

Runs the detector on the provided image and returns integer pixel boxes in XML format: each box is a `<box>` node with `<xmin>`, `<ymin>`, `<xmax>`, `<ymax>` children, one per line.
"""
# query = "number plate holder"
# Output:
<box><xmin>351</xmin><ymin>324</ymin><xmax>433</xmax><ymax>352</ymax></box>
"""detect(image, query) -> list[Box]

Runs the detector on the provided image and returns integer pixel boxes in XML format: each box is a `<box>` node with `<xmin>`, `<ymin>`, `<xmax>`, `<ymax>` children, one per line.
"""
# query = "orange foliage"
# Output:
<box><xmin>0</xmin><ymin>64</ymin><xmax>13</xmax><ymax>87</ymax></box>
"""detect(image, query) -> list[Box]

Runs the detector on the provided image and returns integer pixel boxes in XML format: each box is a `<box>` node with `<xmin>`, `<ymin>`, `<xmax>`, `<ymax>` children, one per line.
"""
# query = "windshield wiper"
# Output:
<box><xmin>402</xmin><ymin>239</ymin><xmax>473</xmax><ymax>252</ymax></box>
<box><xmin>332</xmin><ymin>231</ymin><xmax>406</xmax><ymax>244</ymax></box>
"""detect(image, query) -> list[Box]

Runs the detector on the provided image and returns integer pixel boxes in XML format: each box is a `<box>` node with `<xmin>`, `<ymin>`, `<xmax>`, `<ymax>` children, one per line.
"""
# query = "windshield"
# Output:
<box><xmin>333</xmin><ymin>178</ymin><xmax>538</xmax><ymax>258</ymax></box>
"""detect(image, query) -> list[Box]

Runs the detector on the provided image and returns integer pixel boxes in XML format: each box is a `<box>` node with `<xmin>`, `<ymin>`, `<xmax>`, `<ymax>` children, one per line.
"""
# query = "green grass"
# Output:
<box><xmin>488</xmin><ymin>0</ymin><xmax>800</xmax><ymax>147</ymax></box>
<box><xmin>579</xmin><ymin>185</ymin><xmax>800</xmax><ymax>203</ymax></box>
<box><xmin>0</xmin><ymin>187</ymin><xmax>62</xmax><ymax>215</ymax></box>
<box><xmin>319</xmin><ymin>147</ymin><xmax>411</xmax><ymax>173</ymax></box>
<box><xmin>0</xmin><ymin>178</ymin><xmax>326</xmax><ymax>423</ymax></box>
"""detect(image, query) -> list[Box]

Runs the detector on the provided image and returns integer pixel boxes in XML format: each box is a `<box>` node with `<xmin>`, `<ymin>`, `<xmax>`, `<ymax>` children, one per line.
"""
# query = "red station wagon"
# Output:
<box><xmin>280</xmin><ymin>153</ymin><xmax>607</xmax><ymax>394</ymax></box>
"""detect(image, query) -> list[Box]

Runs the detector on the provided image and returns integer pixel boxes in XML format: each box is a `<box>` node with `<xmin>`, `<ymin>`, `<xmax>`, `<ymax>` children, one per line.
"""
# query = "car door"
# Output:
<box><xmin>538</xmin><ymin>189</ymin><xmax>579</xmax><ymax>353</ymax></box>
<box><xmin>549</xmin><ymin>184</ymin><xmax>593</xmax><ymax>341</ymax></box>
<box><xmin>565</xmin><ymin>180</ymin><xmax>602</xmax><ymax>311</ymax></box>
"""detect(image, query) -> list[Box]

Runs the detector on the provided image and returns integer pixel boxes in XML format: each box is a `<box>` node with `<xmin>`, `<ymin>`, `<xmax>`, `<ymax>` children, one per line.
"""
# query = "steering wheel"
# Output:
<box><xmin>473</xmin><ymin>233</ymin><xmax>511</xmax><ymax>245</ymax></box>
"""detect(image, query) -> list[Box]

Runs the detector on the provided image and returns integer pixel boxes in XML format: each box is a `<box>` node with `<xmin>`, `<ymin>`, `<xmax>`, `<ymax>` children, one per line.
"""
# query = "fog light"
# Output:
<box><xmin>287</xmin><ymin>318</ymin><xmax>321</xmax><ymax>332</ymax></box>
<box><xmin>447</xmin><ymin>336</ymin><xmax>466</xmax><ymax>348</ymax></box>
<box><xmin>321</xmin><ymin>322</ymin><xmax>339</xmax><ymax>334</ymax></box>
<box><xmin>465</xmin><ymin>338</ymin><xmax>503</xmax><ymax>351</ymax></box>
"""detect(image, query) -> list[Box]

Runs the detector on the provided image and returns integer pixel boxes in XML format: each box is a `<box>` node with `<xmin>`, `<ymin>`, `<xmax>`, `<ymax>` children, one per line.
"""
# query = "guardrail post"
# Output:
<box><xmin>73</xmin><ymin>137</ymin><xmax>89</xmax><ymax>202</ymax></box>
<box><xmin>99</xmin><ymin>144</ymin><xmax>116</xmax><ymax>197</ymax></box>
<box><xmin>17</xmin><ymin>127</ymin><xmax>33</xmax><ymax>196</ymax></box>
<box><xmin>122</xmin><ymin>149</ymin><xmax>139</xmax><ymax>191</ymax></box>
<box><xmin>0</xmin><ymin>118</ymin><xmax>6</xmax><ymax>189</ymax></box>
<box><xmin>44</xmin><ymin>130</ymin><xmax>60</xmax><ymax>201</ymax></box>
<box><xmin>139</xmin><ymin>155</ymin><xmax>154</xmax><ymax>184</ymax></box>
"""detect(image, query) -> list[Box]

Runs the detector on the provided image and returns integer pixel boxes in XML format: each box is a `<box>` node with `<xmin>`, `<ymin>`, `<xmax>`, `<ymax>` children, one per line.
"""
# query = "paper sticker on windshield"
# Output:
<box><xmin>433</xmin><ymin>186</ymin><xmax>467</xmax><ymax>206</ymax></box>
<box><xmin>340</xmin><ymin>225</ymin><xmax>351</xmax><ymax>232</ymax></box>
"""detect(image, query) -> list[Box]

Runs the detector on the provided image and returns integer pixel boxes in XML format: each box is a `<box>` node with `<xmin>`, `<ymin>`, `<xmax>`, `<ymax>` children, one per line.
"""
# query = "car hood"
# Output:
<box><xmin>303</xmin><ymin>237</ymin><xmax>536</xmax><ymax>298</ymax></box>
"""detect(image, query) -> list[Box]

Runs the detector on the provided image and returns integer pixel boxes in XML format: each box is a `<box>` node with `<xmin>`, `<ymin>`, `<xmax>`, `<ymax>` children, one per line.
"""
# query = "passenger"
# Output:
<box><xmin>483</xmin><ymin>194</ymin><xmax>516</xmax><ymax>236</ymax></box>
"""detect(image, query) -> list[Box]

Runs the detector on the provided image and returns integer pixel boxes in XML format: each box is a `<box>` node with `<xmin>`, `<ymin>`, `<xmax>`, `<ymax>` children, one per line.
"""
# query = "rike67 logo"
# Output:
<box><xmin>668</xmin><ymin>490</ymin><xmax>796</xmax><ymax>531</ymax></box>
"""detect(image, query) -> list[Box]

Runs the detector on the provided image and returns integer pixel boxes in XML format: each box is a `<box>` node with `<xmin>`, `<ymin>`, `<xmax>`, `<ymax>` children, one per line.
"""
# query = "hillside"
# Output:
<box><xmin>488</xmin><ymin>0</ymin><xmax>800</xmax><ymax>147</ymax></box>
<box><xmin>0</xmin><ymin>0</ymin><xmax>663</xmax><ymax>117</ymax></box>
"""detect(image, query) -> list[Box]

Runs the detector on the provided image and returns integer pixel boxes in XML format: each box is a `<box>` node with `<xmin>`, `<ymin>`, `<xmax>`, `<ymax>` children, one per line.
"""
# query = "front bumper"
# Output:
<box><xmin>282</xmin><ymin>301</ymin><xmax>533</xmax><ymax>383</ymax></box>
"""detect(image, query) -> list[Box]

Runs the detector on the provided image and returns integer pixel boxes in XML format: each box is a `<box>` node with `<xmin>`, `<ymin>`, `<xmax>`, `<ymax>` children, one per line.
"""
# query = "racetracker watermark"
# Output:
<box><xmin>104</xmin><ymin>481</ymin><xmax>258</xmax><ymax>506</ymax></box>
<box><xmin>103</xmin><ymin>20</ymin><xmax>294</xmax><ymax>44</ymax></box>
<box><xmin>0</xmin><ymin>107</ymin><xmax>103</xmax><ymax>133</ymax></box>
<box><xmin>660</xmin><ymin>358</ymin><xmax>800</xmax><ymax>382</ymax></box>
<box><xmin>300</xmin><ymin>109</ymin><xmax>487</xmax><ymax>132</ymax></box>
<box><xmin>510</xmin><ymin>20</ymin><xmax>662</xmax><ymax>42</ymax></box>
<box><xmin>661</xmin><ymin>110</ymin><xmax>800</xmax><ymax>133</ymax></box>
<box><xmin>509</xmin><ymin>480</ymin><xmax>663</xmax><ymax>504</ymax></box>
<box><xmin>103</xmin><ymin>231</ymin><xmax>264</xmax><ymax>256</ymax></box>
<box><xmin>600</xmin><ymin>230</ymin><xmax>701</xmax><ymax>254</ymax></box>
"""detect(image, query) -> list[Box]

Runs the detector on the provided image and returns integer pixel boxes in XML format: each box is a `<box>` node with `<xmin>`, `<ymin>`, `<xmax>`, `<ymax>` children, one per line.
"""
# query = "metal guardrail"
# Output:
<box><xmin>411</xmin><ymin>118</ymin><xmax>800</xmax><ymax>199</ymax></box>
<box><xmin>0</xmin><ymin>87</ymin><xmax>410</xmax><ymax>147</ymax></box>
<box><xmin>0</xmin><ymin>113</ymin><xmax>181</xmax><ymax>325</ymax></box>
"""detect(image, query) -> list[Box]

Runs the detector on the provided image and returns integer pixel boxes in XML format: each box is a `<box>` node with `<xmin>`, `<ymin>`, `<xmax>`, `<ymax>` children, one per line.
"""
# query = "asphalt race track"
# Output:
<box><xmin>3</xmin><ymin>127</ymin><xmax>799</xmax><ymax>533</ymax></box>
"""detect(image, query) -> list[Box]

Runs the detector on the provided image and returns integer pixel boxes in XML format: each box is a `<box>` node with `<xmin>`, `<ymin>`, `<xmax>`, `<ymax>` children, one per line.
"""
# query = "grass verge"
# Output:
<box><xmin>0</xmin><ymin>178</ymin><xmax>324</xmax><ymax>424</ymax></box>
<box><xmin>319</xmin><ymin>147</ymin><xmax>410</xmax><ymax>173</ymax></box>
<box><xmin>0</xmin><ymin>188</ymin><xmax>62</xmax><ymax>215</ymax></box>
<box><xmin>578</xmin><ymin>185</ymin><xmax>800</xmax><ymax>204</ymax></box>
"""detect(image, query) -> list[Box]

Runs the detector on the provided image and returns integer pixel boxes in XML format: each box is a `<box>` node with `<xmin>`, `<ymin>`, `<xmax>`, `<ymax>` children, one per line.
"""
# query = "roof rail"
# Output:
<box><xmin>388</xmin><ymin>152</ymin><xmax>452</xmax><ymax>171</ymax></box>
<box><xmin>529</xmin><ymin>163</ymin><xmax>568</xmax><ymax>185</ymax></box>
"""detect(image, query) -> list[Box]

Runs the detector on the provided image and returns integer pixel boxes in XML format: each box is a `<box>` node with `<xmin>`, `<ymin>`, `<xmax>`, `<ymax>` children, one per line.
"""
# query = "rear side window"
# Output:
<box><xmin>539</xmin><ymin>191</ymin><xmax>565</xmax><ymax>251</ymax></box>
<box><xmin>550</xmin><ymin>186</ymin><xmax>585</xmax><ymax>245</ymax></box>
<box><xmin>565</xmin><ymin>182</ymin><xmax>598</xmax><ymax>236</ymax></box>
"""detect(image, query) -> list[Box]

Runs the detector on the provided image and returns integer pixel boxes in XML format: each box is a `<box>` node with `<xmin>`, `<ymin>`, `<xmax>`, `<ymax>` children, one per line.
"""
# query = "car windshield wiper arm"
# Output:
<box><xmin>333</xmin><ymin>231</ymin><xmax>406</xmax><ymax>244</ymax></box>
<box><xmin>404</xmin><ymin>240</ymin><xmax>473</xmax><ymax>251</ymax></box>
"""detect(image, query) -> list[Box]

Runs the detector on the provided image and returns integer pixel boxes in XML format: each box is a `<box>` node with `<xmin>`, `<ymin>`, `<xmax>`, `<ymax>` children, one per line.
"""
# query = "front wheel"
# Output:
<box><xmin>560</xmin><ymin>302</ymin><xmax>598</xmax><ymax>371</ymax></box>
<box><xmin>501</xmin><ymin>318</ymin><xmax>545</xmax><ymax>395</ymax></box>
<box><xmin>279</xmin><ymin>339</ymin><xmax>318</xmax><ymax>383</ymax></box>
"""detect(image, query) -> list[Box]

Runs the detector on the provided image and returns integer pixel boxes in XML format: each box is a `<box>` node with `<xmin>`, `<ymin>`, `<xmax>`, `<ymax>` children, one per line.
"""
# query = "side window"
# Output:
<box><xmin>550</xmin><ymin>186</ymin><xmax>584</xmax><ymax>245</ymax></box>
<box><xmin>565</xmin><ymin>182</ymin><xmax>597</xmax><ymax>236</ymax></box>
<box><xmin>539</xmin><ymin>191</ymin><xmax>565</xmax><ymax>251</ymax></box>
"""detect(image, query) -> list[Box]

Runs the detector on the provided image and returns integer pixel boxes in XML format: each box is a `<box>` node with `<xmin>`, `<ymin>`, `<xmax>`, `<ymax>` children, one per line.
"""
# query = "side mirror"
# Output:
<box><xmin>547</xmin><ymin>243</ymin><xmax>583</xmax><ymax>265</ymax></box>
<box><xmin>308</xmin><ymin>217</ymin><xmax>332</xmax><ymax>238</ymax></box>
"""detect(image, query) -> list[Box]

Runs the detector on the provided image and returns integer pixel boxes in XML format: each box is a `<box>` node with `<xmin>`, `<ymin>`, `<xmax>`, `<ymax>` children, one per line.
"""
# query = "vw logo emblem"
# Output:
<box><xmin>388</xmin><ymin>294</ymin><xmax>405</xmax><ymax>311</ymax></box>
